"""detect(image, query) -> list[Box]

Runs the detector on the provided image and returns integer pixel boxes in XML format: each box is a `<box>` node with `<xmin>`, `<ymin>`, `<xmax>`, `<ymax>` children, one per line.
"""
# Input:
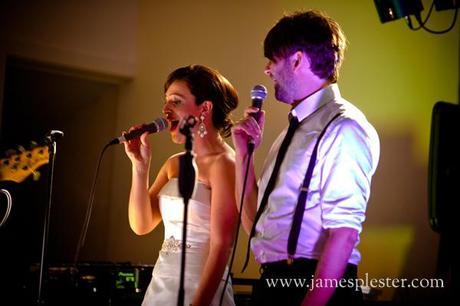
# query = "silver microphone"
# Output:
<box><xmin>248</xmin><ymin>85</ymin><xmax>268</xmax><ymax>147</ymax></box>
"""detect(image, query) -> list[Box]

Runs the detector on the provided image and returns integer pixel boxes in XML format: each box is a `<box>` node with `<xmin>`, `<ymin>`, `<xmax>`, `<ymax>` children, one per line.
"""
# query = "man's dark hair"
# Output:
<box><xmin>264</xmin><ymin>10</ymin><xmax>347</xmax><ymax>83</ymax></box>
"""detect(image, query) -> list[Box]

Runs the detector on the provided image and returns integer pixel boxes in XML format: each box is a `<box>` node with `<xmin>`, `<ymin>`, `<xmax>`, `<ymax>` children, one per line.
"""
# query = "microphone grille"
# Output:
<box><xmin>251</xmin><ymin>84</ymin><xmax>268</xmax><ymax>101</ymax></box>
<box><xmin>155</xmin><ymin>117</ymin><xmax>169</xmax><ymax>131</ymax></box>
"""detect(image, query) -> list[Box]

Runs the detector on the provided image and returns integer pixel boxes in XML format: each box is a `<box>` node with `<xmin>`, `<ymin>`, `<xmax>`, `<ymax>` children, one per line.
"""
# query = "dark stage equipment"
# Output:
<box><xmin>5</xmin><ymin>262</ymin><xmax>256</xmax><ymax>306</ymax></box>
<box><xmin>428</xmin><ymin>101</ymin><xmax>459</xmax><ymax>297</ymax></box>
<box><xmin>374</xmin><ymin>0</ymin><xmax>424</xmax><ymax>23</ymax></box>
<box><xmin>15</xmin><ymin>262</ymin><xmax>153</xmax><ymax>306</ymax></box>
<box><xmin>428</xmin><ymin>101</ymin><xmax>459</xmax><ymax>233</ymax></box>
<box><xmin>374</xmin><ymin>0</ymin><xmax>459</xmax><ymax>34</ymax></box>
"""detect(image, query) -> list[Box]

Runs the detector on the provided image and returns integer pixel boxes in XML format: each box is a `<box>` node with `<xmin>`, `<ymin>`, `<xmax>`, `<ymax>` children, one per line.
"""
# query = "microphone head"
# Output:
<box><xmin>154</xmin><ymin>117</ymin><xmax>169</xmax><ymax>131</ymax></box>
<box><xmin>251</xmin><ymin>84</ymin><xmax>268</xmax><ymax>102</ymax></box>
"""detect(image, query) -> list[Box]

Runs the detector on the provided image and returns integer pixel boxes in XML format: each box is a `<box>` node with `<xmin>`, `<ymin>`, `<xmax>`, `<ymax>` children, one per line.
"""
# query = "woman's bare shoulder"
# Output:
<box><xmin>209</xmin><ymin>149</ymin><xmax>235</xmax><ymax>177</ymax></box>
<box><xmin>164</xmin><ymin>152</ymin><xmax>184</xmax><ymax>178</ymax></box>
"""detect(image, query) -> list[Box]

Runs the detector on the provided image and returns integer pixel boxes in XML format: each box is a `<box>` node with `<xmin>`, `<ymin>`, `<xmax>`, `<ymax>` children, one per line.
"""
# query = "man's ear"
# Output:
<box><xmin>291</xmin><ymin>50</ymin><xmax>308</xmax><ymax>72</ymax></box>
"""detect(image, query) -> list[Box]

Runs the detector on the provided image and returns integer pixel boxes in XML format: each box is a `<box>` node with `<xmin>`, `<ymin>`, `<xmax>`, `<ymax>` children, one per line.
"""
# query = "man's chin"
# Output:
<box><xmin>275</xmin><ymin>92</ymin><xmax>291</xmax><ymax>105</ymax></box>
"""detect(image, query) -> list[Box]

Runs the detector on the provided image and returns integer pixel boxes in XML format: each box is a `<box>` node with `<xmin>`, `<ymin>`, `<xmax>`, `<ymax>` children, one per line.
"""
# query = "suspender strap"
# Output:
<box><xmin>241</xmin><ymin>116</ymin><xmax>299</xmax><ymax>272</ymax></box>
<box><xmin>287</xmin><ymin>112</ymin><xmax>342</xmax><ymax>260</ymax></box>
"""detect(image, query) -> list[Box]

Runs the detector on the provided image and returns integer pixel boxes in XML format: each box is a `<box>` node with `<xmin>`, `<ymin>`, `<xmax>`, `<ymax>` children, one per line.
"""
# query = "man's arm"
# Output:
<box><xmin>235</xmin><ymin>150</ymin><xmax>258</xmax><ymax>233</ymax></box>
<box><xmin>302</xmin><ymin>227</ymin><xmax>358</xmax><ymax>306</ymax></box>
<box><xmin>231</xmin><ymin>108</ymin><xmax>266</xmax><ymax>234</ymax></box>
<box><xmin>303</xmin><ymin>118</ymin><xmax>379</xmax><ymax>305</ymax></box>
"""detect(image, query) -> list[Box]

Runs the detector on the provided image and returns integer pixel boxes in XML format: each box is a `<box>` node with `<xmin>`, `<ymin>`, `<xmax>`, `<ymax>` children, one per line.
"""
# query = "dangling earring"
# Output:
<box><xmin>198</xmin><ymin>113</ymin><xmax>208</xmax><ymax>138</ymax></box>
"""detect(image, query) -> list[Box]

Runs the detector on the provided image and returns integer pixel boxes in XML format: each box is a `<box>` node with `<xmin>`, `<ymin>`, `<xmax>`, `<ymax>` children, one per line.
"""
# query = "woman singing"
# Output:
<box><xmin>124</xmin><ymin>65</ymin><xmax>239</xmax><ymax>306</ymax></box>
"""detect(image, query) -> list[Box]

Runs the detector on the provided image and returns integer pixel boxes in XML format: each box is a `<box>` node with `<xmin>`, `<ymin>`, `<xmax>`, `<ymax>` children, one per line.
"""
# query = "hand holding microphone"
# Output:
<box><xmin>114</xmin><ymin>118</ymin><xmax>169</xmax><ymax>172</ymax></box>
<box><xmin>232</xmin><ymin>85</ymin><xmax>268</xmax><ymax>155</ymax></box>
<box><xmin>248</xmin><ymin>84</ymin><xmax>267</xmax><ymax>123</ymax></box>
<box><xmin>247</xmin><ymin>85</ymin><xmax>267</xmax><ymax>149</ymax></box>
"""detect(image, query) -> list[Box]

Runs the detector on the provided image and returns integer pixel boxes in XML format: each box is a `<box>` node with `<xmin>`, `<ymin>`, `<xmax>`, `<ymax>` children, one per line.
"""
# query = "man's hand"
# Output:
<box><xmin>231</xmin><ymin>107</ymin><xmax>265</xmax><ymax>155</ymax></box>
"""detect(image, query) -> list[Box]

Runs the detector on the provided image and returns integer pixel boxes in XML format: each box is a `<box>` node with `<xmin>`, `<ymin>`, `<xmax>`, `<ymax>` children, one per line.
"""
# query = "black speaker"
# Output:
<box><xmin>374</xmin><ymin>0</ymin><xmax>424</xmax><ymax>23</ymax></box>
<box><xmin>428</xmin><ymin>101</ymin><xmax>460</xmax><ymax>233</ymax></box>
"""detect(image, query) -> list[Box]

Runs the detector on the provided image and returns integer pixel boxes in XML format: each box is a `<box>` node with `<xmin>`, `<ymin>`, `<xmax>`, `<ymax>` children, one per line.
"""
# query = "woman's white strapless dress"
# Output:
<box><xmin>141</xmin><ymin>178</ymin><xmax>235</xmax><ymax>306</ymax></box>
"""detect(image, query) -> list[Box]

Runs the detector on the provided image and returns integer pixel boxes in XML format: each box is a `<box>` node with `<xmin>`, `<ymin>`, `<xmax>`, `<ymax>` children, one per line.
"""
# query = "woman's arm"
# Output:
<box><xmin>124</xmin><ymin>130</ymin><xmax>169</xmax><ymax>235</ymax></box>
<box><xmin>191</xmin><ymin>154</ymin><xmax>238</xmax><ymax>306</ymax></box>
<box><xmin>128</xmin><ymin>160</ymin><xmax>168</xmax><ymax>235</ymax></box>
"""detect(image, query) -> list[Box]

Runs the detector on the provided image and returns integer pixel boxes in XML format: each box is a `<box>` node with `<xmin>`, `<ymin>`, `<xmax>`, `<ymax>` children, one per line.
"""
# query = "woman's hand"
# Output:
<box><xmin>123</xmin><ymin>125</ymin><xmax>151</xmax><ymax>173</ymax></box>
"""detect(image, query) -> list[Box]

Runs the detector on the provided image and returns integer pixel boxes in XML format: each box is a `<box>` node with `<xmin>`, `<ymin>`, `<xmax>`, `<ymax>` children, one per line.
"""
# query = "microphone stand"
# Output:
<box><xmin>177</xmin><ymin>116</ymin><xmax>197</xmax><ymax>306</ymax></box>
<box><xmin>37</xmin><ymin>130</ymin><xmax>64</xmax><ymax>306</ymax></box>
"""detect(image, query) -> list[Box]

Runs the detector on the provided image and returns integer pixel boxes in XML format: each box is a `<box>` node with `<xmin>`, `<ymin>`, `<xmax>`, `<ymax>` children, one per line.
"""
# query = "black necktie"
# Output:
<box><xmin>241</xmin><ymin>115</ymin><xmax>300</xmax><ymax>272</ymax></box>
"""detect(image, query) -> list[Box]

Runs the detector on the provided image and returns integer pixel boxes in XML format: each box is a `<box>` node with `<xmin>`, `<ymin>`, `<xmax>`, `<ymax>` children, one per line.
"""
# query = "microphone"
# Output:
<box><xmin>249</xmin><ymin>84</ymin><xmax>267</xmax><ymax>123</ymax></box>
<box><xmin>248</xmin><ymin>85</ymin><xmax>267</xmax><ymax>149</ymax></box>
<box><xmin>109</xmin><ymin>117</ymin><xmax>169</xmax><ymax>145</ymax></box>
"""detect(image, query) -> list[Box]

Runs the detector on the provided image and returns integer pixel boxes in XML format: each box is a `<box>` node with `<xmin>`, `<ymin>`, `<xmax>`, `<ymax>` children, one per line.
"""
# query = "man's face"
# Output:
<box><xmin>264</xmin><ymin>55</ymin><xmax>295</xmax><ymax>104</ymax></box>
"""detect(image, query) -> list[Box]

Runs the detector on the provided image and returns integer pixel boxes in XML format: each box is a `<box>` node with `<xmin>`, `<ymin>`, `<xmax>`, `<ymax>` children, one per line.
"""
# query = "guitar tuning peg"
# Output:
<box><xmin>17</xmin><ymin>145</ymin><xmax>26</xmax><ymax>153</ymax></box>
<box><xmin>32</xmin><ymin>171</ymin><xmax>41</xmax><ymax>181</ymax></box>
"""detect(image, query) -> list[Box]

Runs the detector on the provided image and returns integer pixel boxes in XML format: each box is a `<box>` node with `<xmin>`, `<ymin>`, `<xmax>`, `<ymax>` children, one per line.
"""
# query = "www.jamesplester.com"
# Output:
<box><xmin>264</xmin><ymin>273</ymin><xmax>445</xmax><ymax>291</ymax></box>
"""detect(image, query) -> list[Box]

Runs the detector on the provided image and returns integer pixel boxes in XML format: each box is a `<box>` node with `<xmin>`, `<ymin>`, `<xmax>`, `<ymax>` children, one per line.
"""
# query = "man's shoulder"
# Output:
<box><xmin>321</xmin><ymin>100</ymin><xmax>380</xmax><ymax>165</ymax></box>
<box><xmin>326</xmin><ymin>97</ymin><xmax>377</xmax><ymax>138</ymax></box>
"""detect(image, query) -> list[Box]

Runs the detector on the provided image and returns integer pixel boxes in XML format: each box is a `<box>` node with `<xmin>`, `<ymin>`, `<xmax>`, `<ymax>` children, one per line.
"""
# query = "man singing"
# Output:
<box><xmin>232</xmin><ymin>10</ymin><xmax>380</xmax><ymax>306</ymax></box>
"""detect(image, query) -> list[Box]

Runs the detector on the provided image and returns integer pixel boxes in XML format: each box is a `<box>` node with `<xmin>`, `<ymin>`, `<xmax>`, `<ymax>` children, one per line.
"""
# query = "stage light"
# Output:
<box><xmin>374</xmin><ymin>0</ymin><xmax>458</xmax><ymax>34</ymax></box>
<box><xmin>374</xmin><ymin>0</ymin><xmax>424</xmax><ymax>23</ymax></box>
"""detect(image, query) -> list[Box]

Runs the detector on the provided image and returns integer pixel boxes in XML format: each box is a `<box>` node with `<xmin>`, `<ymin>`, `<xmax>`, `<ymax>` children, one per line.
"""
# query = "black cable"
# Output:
<box><xmin>407</xmin><ymin>0</ymin><xmax>435</xmax><ymax>30</ymax></box>
<box><xmin>73</xmin><ymin>142</ymin><xmax>112</xmax><ymax>265</ymax></box>
<box><xmin>412</xmin><ymin>1</ymin><xmax>459</xmax><ymax>34</ymax></box>
<box><xmin>219</xmin><ymin>144</ymin><xmax>255</xmax><ymax>306</ymax></box>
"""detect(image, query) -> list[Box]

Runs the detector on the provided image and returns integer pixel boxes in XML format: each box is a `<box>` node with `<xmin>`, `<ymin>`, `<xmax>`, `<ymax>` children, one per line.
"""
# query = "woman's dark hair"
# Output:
<box><xmin>264</xmin><ymin>10</ymin><xmax>347</xmax><ymax>83</ymax></box>
<box><xmin>164</xmin><ymin>65</ymin><xmax>239</xmax><ymax>138</ymax></box>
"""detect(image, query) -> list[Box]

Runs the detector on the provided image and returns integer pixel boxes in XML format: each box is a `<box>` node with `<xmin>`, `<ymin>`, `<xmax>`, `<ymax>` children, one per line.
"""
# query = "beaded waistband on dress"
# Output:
<box><xmin>160</xmin><ymin>236</ymin><xmax>191</xmax><ymax>254</ymax></box>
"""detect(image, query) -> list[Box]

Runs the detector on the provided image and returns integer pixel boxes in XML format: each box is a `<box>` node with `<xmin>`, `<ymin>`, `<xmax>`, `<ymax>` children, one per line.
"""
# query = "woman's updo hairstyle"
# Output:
<box><xmin>164</xmin><ymin>65</ymin><xmax>239</xmax><ymax>138</ymax></box>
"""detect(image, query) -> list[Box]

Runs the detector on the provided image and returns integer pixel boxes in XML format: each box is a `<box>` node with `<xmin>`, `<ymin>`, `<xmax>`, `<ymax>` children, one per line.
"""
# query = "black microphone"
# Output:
<box><xmin>109</xmin><ymin>117</ymin><xmax>169</xmax><ymax>145</ymax></box>
<box><xmin>249</xmin><ymin>84</ymin><xmax>267</xmax><ymax>122</ymax></box>
<box><xmin>248</xmin><ymin>85</ymin><xmax>267</xmax><ymax>149</ymax></box>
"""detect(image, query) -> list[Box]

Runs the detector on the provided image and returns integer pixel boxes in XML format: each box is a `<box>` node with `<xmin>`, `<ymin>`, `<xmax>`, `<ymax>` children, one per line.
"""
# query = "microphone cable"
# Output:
<box><xmin>219</xmin><ymin>143</ymin><xmax>256</xmax><ymax>306</ymax></box>
<box><xmin>73</xmin><ymin>141</ymin><xmax>112</xmax><ymax>265</ymax></box>
<box><xmin>73</xmin><ymin>121</ymin><xmax>167</xmax><ymax>265</ymax></box>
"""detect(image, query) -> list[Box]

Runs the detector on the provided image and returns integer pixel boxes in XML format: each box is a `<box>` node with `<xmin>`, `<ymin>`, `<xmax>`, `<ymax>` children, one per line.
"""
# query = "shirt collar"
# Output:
<box><xmin>290</xmin><ymin>83</ymin><xmax>341</xmax><ymax>122</ymax></box>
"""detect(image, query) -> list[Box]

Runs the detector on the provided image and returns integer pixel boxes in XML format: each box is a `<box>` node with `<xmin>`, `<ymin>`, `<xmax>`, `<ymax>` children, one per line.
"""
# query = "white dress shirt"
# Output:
<box><xmin>252</xmin><ymin>84</ymin><xmax>380</xmax><ymax>265</ymax></box>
